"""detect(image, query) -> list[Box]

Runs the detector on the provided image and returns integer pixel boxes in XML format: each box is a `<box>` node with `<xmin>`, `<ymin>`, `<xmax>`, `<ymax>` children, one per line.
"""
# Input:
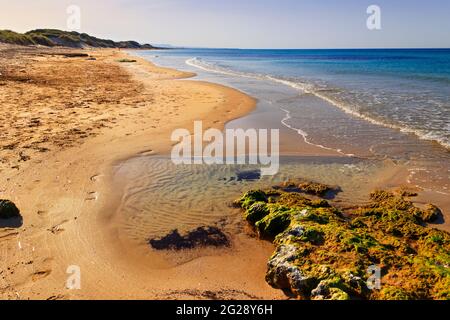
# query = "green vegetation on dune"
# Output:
<box><xmin>0</xmin><ymin>30</ymin><xmax>37</xmax><ymax>46</ymax></box>
<box><xmin>235</xmin><ymin>184</ymin><xmax>449</xmax><ymax>300</ymax></box>
<box><xmin>0</xmin><ymin>29</ymin><xmax>156</xmax><ymax>49</ymax></box>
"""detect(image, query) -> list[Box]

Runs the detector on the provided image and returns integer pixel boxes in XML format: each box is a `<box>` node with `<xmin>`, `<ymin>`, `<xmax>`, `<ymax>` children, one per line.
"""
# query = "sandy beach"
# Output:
<box><xmin>1</xmin><ymin>44</ymin><xmax>449</xmax><ymax>300</ymax></box>
<box><xmin>0</xmin><ymin>45</ymin><xmax>289</xmax><ymax>299</ymax></box>
<box><xmin>1</xmin><ymin>0</ymin><xmax>449</xmax><ymax>305</ymax></box>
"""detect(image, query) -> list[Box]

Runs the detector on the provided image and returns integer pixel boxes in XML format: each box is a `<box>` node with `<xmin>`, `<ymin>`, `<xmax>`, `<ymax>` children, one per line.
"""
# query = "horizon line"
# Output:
<box><xmin>158</xmin><ymin>46</ymin><xmax>450</xmax><ymax>50</ymax></box>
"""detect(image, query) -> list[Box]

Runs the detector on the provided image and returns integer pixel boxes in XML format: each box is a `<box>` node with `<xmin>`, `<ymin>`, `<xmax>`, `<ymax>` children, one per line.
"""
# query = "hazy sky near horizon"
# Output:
<box><xmin>1</xmin><ymin>0</ymin><xmax>449</xmax><ymax>48</ymax></box>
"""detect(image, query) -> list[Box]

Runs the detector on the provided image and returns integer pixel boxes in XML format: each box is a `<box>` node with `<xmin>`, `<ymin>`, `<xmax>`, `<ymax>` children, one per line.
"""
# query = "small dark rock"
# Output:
<box><xmin>0</xmin><ymin>199</ymin><xmax>21</xmax><ymax>219</ymax></box>
<box><xmin>149</xmin><ymin>226</ymin><xmax>230</xmax><ymax>250</ymax></box>
<box><xmin>236</xmin><ymin>170</ymin><xmax>261</xmax><ymax>181</ymax></box>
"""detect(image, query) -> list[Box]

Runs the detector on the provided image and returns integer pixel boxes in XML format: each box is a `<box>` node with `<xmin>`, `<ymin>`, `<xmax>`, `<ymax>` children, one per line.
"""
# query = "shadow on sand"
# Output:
<box><xmin>0</xmin><ymin>216</ymin><xmax>23</xmax><ymax>228</ymax></box>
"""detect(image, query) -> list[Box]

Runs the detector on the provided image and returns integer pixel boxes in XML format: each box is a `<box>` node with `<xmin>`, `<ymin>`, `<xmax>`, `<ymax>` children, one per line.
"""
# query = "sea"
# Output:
<box><xmin>138</xmin><ymin>48</ymin><xmax>450</xmax><ymax>149</ymax></box>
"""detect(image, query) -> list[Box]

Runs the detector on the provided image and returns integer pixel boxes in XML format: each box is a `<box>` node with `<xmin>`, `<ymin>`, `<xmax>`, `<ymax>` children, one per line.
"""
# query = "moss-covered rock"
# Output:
<box><xmin>236</xmin><ymin>190</ymin><xmax>268</xmax><ymax>209</ymax></box>
<box><xmin>420</xmin><ymin>204</ymin><xmax>441</xmax><ymax>223</ymax></box>
<box><xmin>0</xmin><ymin>200</ymin><xmax>20</xmax><ymax>219</ymax></box>
<box><xmin>255</xmin><ymin>205</ymin><xmax>292</xmax><ymax>239</ymax></box>
<box><xmin>236</xmin><ymin>187</ymin><xmax>450</xmax><ymax>300</ymax></box>
<box><xmin>379</xmin><ymin>287</ymin><xmax>413</xmax><ymax>300</ymax></box>
<box><xmin>245</xmin><ymin>202</ymin><xmax>270</xmax><ymax>224</ymax></box>
<box><xmin>265</xmin><ymin>244</ymin><xmax>317</xmax><ymax>297</ymax></box>
<box><xmin>298</xmin><ymin>181</ymin><xmax>333</xmax><ymax>196</ymax></box>
<box><xmin>311</xmin><ymin>279</ymin><xmax>351</xmax><ymax>300</ymax></box>
<box><xmin>278</xmin><ymin>180</ymin><xmax>336</xmax><ymax>197</ymax></box>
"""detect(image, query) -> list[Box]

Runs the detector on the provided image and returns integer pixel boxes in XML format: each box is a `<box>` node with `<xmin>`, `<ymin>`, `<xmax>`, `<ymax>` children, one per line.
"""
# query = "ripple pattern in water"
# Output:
<box><xmin>113</xmin><ymin>156</ymin><xmax>385</xmax><ymax>243</ymax></box>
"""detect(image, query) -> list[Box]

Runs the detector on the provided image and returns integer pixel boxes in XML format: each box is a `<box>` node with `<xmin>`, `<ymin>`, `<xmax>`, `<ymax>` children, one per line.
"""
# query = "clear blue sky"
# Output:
<box><xmin>1</xmin><ymin>0</ymin><xmax>449</xmax><ymax>48</ymax></box>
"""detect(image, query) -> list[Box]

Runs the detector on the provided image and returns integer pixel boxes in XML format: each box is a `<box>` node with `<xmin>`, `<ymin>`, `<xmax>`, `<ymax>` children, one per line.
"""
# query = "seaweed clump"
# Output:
<box><xmin>149</xmin><ymin>226</ymin><xmax>230</xmax><ymax>250</ymax></box>
<box><xmin>235</xmin><ymin>187</ymin><xmax>449</xmax><ymax>300</ymax></box>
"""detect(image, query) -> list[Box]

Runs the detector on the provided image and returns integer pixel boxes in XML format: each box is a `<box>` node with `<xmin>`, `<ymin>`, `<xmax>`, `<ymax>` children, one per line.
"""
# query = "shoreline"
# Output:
<box><xmin>150</xmin><ymin>50</ymin><xmax>450</xmax><ymax>230</ymax></box>
<box><xmin>0</xmin><ymin>45</ymin><xmax>448</xmax><ymax>300</ymax></box>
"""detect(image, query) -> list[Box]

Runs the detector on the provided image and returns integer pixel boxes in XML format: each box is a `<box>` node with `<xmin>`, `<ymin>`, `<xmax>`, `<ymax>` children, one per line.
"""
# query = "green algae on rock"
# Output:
<box><xmin>277</xmin><ymin>180</ymin><xmax>338</xmax><ymax>197</ymax></box>
<box><xmin>236</xmin><ymin>187</ymin><xmax>450</xmax><ymax>300</ymax></box>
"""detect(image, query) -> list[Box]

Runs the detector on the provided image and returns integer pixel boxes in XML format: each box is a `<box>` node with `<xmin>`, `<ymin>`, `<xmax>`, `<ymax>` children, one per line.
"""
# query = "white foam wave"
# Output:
<box><xmin>186</xmin><ymin>57</ymin><xmax>450</xmax><ymax>150</ymax></box>
<box><xmin>280</xmin><ymin>108</ymin><xmax>355</xmax><ymax>157</ymax></box>
<box><xmin>186</xmin><ymin>57</ymin><xmax>265</xmax><ymax>80</ymax></box>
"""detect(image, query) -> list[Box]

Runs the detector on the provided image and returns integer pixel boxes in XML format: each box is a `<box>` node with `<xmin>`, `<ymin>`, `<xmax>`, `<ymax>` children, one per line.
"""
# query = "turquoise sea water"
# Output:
<box><xmin>139</xmin><ymin>48</ymin><xmax>450</xmax><ymax>149</ymax></box>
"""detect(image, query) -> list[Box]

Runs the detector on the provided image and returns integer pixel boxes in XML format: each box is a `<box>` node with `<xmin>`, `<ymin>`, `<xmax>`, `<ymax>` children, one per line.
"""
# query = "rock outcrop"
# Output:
<box><xmin>236</xmin><ymin>185</ymin><xmax>450</xmax><ymax>300</ymax></box>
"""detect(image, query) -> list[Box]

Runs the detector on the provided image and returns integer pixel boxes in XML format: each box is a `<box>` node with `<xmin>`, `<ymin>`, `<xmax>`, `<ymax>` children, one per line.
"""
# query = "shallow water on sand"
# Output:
<box><xmin>112</xmin><ymin>156</ymin><xmax>386</xmax><ymax>244</ymax></box>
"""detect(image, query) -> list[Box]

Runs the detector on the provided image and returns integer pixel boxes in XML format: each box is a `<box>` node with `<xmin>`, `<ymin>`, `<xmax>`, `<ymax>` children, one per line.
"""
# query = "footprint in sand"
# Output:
<box><xmin>46</xmin><ymin>294</ymin><xmax>66</xmax><ymax>300</ymax></box>
<box><xmin>48</xmin><ymin>220</ymin><xmax>69</xmax><ymax>234</ymax></box>
<box><xmin>138</xmin><ymin>149</ymin><xmax>156</xmax><ymax>156</ymax></box>
<box><xmin>85</xmin><ymin>191</ymin><xmax>98</xmax><ymax>201</ymax></box>
<box><xmin>29</xmin><ymin>257</ymin><xmax>53</xmax><ymax>282</ymax></box>
<box><xmin>90</xmin><ymin>174</ymin><xmax>102</xmax><ymax>182</ymax></box>
<box><xmin>37</xmin><ymin>210</ymin><xmax>48</xmax><ymax>218</ymax></box>
<box><xmin>31</xmin><ymin>269</ymin><xmax>51</xmax><ymax>282</ymax></box>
